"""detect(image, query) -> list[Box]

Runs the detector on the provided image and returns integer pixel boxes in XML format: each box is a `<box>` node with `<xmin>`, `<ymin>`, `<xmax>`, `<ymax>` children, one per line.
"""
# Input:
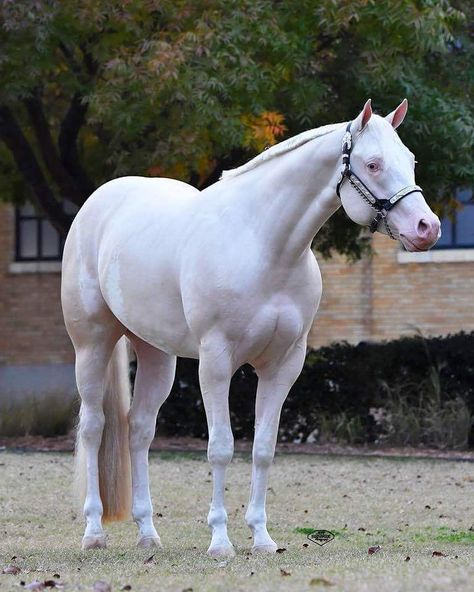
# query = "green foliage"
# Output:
<box><xmin>0</xmin><ymin>0</ymin><xmax>473</xmax><ymax>255</ymax></box>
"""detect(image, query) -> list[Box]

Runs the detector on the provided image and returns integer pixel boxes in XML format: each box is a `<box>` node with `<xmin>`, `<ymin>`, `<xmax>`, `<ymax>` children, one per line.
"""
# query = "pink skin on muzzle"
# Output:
<box><xmin>399</xmin><ymin>214</ymin><xmax>441</xmax><ymax>252</ymax></box>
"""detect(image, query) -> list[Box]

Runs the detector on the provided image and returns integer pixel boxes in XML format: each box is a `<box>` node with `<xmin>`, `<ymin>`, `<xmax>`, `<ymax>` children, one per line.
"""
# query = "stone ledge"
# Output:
<box><xmin>8</xmin><ymin>261</ymin><xmax>62</xmax><ymax>274</ymax></box>
<box><xmin>397</xmin><ymin>248</ymin><xmax>474</xmax><ymax>264</ymax></box>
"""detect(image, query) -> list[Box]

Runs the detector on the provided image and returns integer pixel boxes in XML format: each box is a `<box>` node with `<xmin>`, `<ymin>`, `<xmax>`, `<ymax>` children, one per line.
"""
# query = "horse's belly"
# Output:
<box><xmin>99</xmin><ymin>253</ymin><xmax>198</xmax><ymax>358</ymax></box>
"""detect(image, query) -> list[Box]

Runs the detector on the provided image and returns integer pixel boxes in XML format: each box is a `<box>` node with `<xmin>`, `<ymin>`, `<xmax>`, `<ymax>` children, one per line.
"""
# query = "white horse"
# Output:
<box><xmin>61</xmin><ymin>99</ymin><xmax>440</xmax><ymax>557</ymax></box>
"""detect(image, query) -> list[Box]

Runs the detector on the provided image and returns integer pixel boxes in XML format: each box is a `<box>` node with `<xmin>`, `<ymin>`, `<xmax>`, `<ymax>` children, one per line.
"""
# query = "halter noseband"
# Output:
<box><xmin>335</xmin><ymin>121</ymin><xmax>423</xmax><ymax>239</ymax></box>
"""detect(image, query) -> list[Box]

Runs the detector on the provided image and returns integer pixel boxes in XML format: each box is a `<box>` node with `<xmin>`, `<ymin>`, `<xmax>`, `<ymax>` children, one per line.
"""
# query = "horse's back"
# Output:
<box><xmin>64</xmin><ymin>175</ymin><xmax>199</xmax><ymax>261</ymax></box>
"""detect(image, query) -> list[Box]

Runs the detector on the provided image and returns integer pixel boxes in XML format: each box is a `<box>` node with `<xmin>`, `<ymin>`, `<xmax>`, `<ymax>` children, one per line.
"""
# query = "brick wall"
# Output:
<box><xmin>310</xmin><ymin>233</ymin><xmax>474</xmax><ymax>347</ymax></box>
<box><xmin>0</xmin><ymin>203</ymin><xmax>74</xmax><ymax>366</ymax></box>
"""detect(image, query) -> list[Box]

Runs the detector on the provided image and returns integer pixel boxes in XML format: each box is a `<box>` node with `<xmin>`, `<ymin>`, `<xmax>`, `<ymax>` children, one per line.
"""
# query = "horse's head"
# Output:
<box><xmin>338</xmin><ymin>99</ymin><xmax>440</xmax><ymax>251</ymax></box>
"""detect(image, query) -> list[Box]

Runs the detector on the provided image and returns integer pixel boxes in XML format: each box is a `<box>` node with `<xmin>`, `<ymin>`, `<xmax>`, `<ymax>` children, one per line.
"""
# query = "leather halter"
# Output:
<box><xmin>336</xmin><ymin>121</ymin><xmax>423</xmax><ymax>239</ymax></box>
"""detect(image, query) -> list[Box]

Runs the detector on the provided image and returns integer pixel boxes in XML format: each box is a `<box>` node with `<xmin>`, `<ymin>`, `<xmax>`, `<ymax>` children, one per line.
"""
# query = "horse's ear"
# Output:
<box><xmin>353</xmin><ymin>99</ymin><xmax>372</xmax><ymax>132</ymax></box>
<box><xmin>386</xmin><ymin>98</ymin><xmax>408</xmax><ymax>129</ymax></box>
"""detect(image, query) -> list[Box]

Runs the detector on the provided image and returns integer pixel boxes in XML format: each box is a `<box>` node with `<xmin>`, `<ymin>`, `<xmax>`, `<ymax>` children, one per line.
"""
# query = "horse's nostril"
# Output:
<box><xmin>417</xmin><ymin>219</ymin><xmax>429</xmax><ymax>237</ymax></box>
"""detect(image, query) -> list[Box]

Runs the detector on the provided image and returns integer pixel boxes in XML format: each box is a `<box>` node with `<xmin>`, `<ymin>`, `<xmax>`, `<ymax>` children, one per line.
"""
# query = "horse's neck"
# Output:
<box><xmin>227</xmin><ymin>127</ymin><xmax>343</xmax><ymax>264</ymax></box>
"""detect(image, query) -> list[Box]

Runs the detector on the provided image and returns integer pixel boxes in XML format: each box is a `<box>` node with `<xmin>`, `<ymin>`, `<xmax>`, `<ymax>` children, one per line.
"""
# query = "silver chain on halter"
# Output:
<box><xmin>336</xmin><ymin>121</ymin><xmax>423</xmax><ymax>239</ymax></box>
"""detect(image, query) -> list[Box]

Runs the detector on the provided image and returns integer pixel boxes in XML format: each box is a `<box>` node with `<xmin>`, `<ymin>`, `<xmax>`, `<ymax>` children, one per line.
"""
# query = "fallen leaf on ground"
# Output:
<box><xmin>24</xmin><ymin>581</ymin><xmax>45</xmax><ymax>590</ymax></box>
<box><xmin>405</xmin><ymin>556</ymin><xmax>410</xmax><ymax>562</ymax></box>
<box><xmin>432</xmin><ymin>551</ymin><xmax>446</xmax><ymax>557</ymax></box>
<box><xmin>276</xmin><ymin>548</ymin><xmax>286</xmax><ymax>553</ymax></box>
<box><xmin>2</xmin><ymin>565</ymin><xmax>21</xmax><ymax>575</ymax></box>
<box><xmin>93</xmin><ymin>582</ymin><xmax>112</xmax><ymax>592</ymax></box>
<box><xmin>309</xmin><ymin>576</ymin><xmax>335</xmax><ymax>586</ymax></box>
<box><xmin>280</xmin><ymin>569</ymin><xmax>291</xmax><ymax>576</ymax></box>
<box><xmin>143</xmin><ymin>555</ymin><xmax>155</xmax><ymax>565</ymax></box>
<box><xmin>368</xmin><ymin>546</ymin><xmax>381</xmax><ymax>555</ymax></box>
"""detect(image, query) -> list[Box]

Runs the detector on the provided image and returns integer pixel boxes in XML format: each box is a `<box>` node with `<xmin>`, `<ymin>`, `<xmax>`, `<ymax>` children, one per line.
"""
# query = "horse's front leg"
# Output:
<box><xmin>199</xmin><ymin>341</ymin><xmax>235</xmax><ymax>558</ymax></box>
<box><xmin>246</xmin><ymin>340</ymin><xmax>307</xmax><ymax>553</ymax></box>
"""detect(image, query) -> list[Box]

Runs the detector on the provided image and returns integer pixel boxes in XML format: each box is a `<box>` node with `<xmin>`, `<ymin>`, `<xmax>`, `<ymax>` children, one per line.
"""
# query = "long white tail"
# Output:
<box><xmin>75</xmin><ymin>337</ymin><xmax>132</xmax><ymax>522</ymax></box>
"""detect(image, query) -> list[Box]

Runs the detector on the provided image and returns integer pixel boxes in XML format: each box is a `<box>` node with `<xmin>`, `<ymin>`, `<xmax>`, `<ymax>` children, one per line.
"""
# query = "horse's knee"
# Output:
<box><xmin>129</xmin><ymin>414</ymin><xmax>156</xmax><ymax>452</ymax></box>
<box><xmin>208</xmin><ymin>427</ymin><xmax>234</xmax><ymax>466</ymax></box>
<box><xmin>252</xmin><ymin>439</ymin><xmax>275</xmax><ymax>468</ymax></box>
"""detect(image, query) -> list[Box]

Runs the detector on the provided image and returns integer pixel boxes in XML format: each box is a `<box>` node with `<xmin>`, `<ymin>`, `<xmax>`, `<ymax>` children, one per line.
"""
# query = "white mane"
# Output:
<box><xmin>220</xmin><ymin>122</ymin><xmax>343</xmax><ymax>180</ymax></box>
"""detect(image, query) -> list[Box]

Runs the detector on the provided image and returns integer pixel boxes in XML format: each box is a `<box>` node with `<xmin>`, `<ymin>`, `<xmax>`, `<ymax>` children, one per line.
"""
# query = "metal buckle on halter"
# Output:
<box><xmin>369</xmin><ymin>211</ymin><xmax>386</xmax><ymax>234</ymax></box>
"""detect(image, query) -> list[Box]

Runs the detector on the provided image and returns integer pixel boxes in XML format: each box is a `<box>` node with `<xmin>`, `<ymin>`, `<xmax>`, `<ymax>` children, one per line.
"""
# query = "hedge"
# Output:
<box><xmin>154</xmin><ymin>331</ymin><xmax>474</xmax><ymax>449</ymax></box>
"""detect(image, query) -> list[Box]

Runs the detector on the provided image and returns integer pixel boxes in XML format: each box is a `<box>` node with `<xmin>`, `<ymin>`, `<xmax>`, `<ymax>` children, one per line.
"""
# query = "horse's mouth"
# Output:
<box><xmin>399</xmin><ymin>235</ymin><xmax>429</xmax><ymax>252</ymax></box>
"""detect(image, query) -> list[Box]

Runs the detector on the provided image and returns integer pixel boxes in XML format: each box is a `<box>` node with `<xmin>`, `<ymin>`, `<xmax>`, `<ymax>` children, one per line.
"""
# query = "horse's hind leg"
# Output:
<box><xmin>128</xmin><ymin>336</ymin><xmax>176</xmax><ymax>549</ymax></box>
<box><xmin>73</xmin><ymin>321</ymin><xmax>124</xmax><ymax>549</ymax></box>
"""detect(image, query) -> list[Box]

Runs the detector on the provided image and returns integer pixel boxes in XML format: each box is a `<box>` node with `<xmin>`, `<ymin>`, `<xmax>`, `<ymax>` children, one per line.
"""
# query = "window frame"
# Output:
<box><xmin>14</xmin><ymin>205</ymin><xmax>65</xmax><ymax>262</ymax></box>
<box><xmin>433</xmin><ymin>188</ymin><xmax>474</xmax><ymax>250</ymax></box>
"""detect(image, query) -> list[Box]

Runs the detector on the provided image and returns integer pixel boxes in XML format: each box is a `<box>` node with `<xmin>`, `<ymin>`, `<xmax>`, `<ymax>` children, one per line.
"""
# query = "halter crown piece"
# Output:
<box><xmin>335</xmin><ymin>121</ymin><xmax>423</xmax><ymax>239</ymax></box>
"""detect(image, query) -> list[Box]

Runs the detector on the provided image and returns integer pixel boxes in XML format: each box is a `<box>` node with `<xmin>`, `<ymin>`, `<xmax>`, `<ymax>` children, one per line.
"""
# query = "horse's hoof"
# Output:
<box><xmin>207</xmin><ymin>544</ymin><xmax>236</xmax><ymax>558</ymax></box>
<box><xmin>137</xmin><ymin>535</ymin><xmax>163</xmax><ymax>549</ymax></box>
<box><xmin>251</xmin><ymin>543</ymin><xmax>278</xmax><ymax>554</ymax></box>
<box><xmin>82</xmin><ymin>535</ymin><xmax>107</xmax><ymax>550</ymax></box>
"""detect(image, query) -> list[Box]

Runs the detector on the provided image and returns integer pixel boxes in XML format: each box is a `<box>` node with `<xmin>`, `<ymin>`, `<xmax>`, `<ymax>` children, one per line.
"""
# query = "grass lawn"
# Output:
<box><xmin>0</xmin><ymin>449</ymin><xmax>473</xmax><ymax>591</ymax></box>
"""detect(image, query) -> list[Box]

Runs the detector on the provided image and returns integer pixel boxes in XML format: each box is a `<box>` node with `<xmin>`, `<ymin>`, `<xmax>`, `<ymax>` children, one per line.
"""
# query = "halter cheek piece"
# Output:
<box><xmin>335</xmin><ymin>121</ymin><xmax>423</xmax><ymax>239</ymax></box>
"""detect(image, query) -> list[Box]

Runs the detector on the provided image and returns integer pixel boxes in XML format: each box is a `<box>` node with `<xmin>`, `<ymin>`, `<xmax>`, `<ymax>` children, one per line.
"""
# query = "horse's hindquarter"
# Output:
<box><xmin>64</xmin><ymin>176</ymin><xmax>202</xmax><ymax>357</ymax></box>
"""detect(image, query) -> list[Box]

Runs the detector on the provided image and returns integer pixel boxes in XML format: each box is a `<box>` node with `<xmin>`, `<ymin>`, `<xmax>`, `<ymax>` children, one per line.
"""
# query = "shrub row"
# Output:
<box><xmin>156</xmin><ymin>331</ymin><xmax>474</xmax><ymax>448</ymax></box>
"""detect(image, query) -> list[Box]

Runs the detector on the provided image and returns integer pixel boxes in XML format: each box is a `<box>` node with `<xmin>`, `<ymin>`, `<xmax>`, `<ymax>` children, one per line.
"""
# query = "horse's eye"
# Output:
<box><xmin>367</xmin><ymin>162</ymin><xmax>379</xmax><ymax>172</ymax></box>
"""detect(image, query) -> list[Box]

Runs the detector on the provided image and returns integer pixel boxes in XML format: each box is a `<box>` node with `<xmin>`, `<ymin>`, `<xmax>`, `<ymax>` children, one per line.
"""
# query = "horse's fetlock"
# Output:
<box><xmin>132</xmin><ymin>501</ymin><xmax>153</xmax><ymax>524</ymax></box>
<box><xmin>208</xmin><ymin>507</ymin><xmax>228</xmax><ymax>528</ymax></box>
<box><xmin>84</xmin><ymin>496</ymin><xmax>103</xmax><ymax>519</ymax></box>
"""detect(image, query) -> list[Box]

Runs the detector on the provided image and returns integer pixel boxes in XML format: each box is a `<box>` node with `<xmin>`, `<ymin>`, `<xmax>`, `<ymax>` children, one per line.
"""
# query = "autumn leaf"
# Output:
<box><xmin>432</xmin><ymin>551</ymin><xmax>447</xmax><ymax>557</ymax></box>
<box><xmin>368</xmin><ymin>545</ymin><xmax>381</xmax><ymax>555</ymax></box>
<box><xmin>242</xmin><ymin>111</ymin><xmax>287</xmax><ymax>151</ymax></box>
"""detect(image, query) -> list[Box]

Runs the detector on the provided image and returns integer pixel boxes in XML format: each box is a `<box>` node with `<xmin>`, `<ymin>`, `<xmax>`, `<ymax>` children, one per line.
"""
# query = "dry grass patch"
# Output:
<box><xmin>0</xmin><ymin>450</ymin><xmax>473</xmax><ymax>591</ymax></box>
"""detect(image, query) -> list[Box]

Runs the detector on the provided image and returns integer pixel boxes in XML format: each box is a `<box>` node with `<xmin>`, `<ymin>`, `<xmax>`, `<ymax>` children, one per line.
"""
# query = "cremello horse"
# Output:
<box><xmin>61</xmin><ymin>100</ymin><xmax>440</xmax><ymax>556</ymax></box>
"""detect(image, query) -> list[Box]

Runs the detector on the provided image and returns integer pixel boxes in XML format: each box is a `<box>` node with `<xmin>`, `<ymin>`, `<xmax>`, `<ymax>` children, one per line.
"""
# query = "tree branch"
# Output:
<box><xmin>58</xmin><ymin>92</ymin><xmax>95</xmax><ymax>197</ymax></box>
<box><xmin>24</xmin><ymin>91</ymin><xmax>85</xmax><ymax>206</ymax></box>
<box><xmin>0</xmin><ymin>105</ymin><xmax>72</xmax><ymax>235</ymax></box>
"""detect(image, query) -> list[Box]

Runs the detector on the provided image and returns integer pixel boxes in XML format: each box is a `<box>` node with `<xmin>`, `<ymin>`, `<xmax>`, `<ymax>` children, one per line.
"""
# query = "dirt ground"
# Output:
<box><xmin>0</xmin><ymin>448</ymin><xmax>473</xmax><ymax>592</ymax></box>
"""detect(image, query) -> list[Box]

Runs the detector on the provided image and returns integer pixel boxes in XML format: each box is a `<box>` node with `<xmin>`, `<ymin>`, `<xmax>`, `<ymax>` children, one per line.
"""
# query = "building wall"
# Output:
<box><xmin>0</xmin><ymin>203</ymin><xmax>75</xmax><ymax>404</ymax></box>
<box><xmin>310</xmin><ymin>233</ymin><xmax>474</xmax><ymax>347</ymax></box>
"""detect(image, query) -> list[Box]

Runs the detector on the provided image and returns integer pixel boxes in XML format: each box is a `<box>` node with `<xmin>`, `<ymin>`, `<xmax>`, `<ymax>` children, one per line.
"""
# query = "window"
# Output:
<box><xmin>434</xmin><ymin>188</ymin><xmax>474</xmax><ymax>249</ymax></box>
<box><xmin>15</xmin><ymin>201</ymin><xmax>77</xmax><ymax>262</ymax></box>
